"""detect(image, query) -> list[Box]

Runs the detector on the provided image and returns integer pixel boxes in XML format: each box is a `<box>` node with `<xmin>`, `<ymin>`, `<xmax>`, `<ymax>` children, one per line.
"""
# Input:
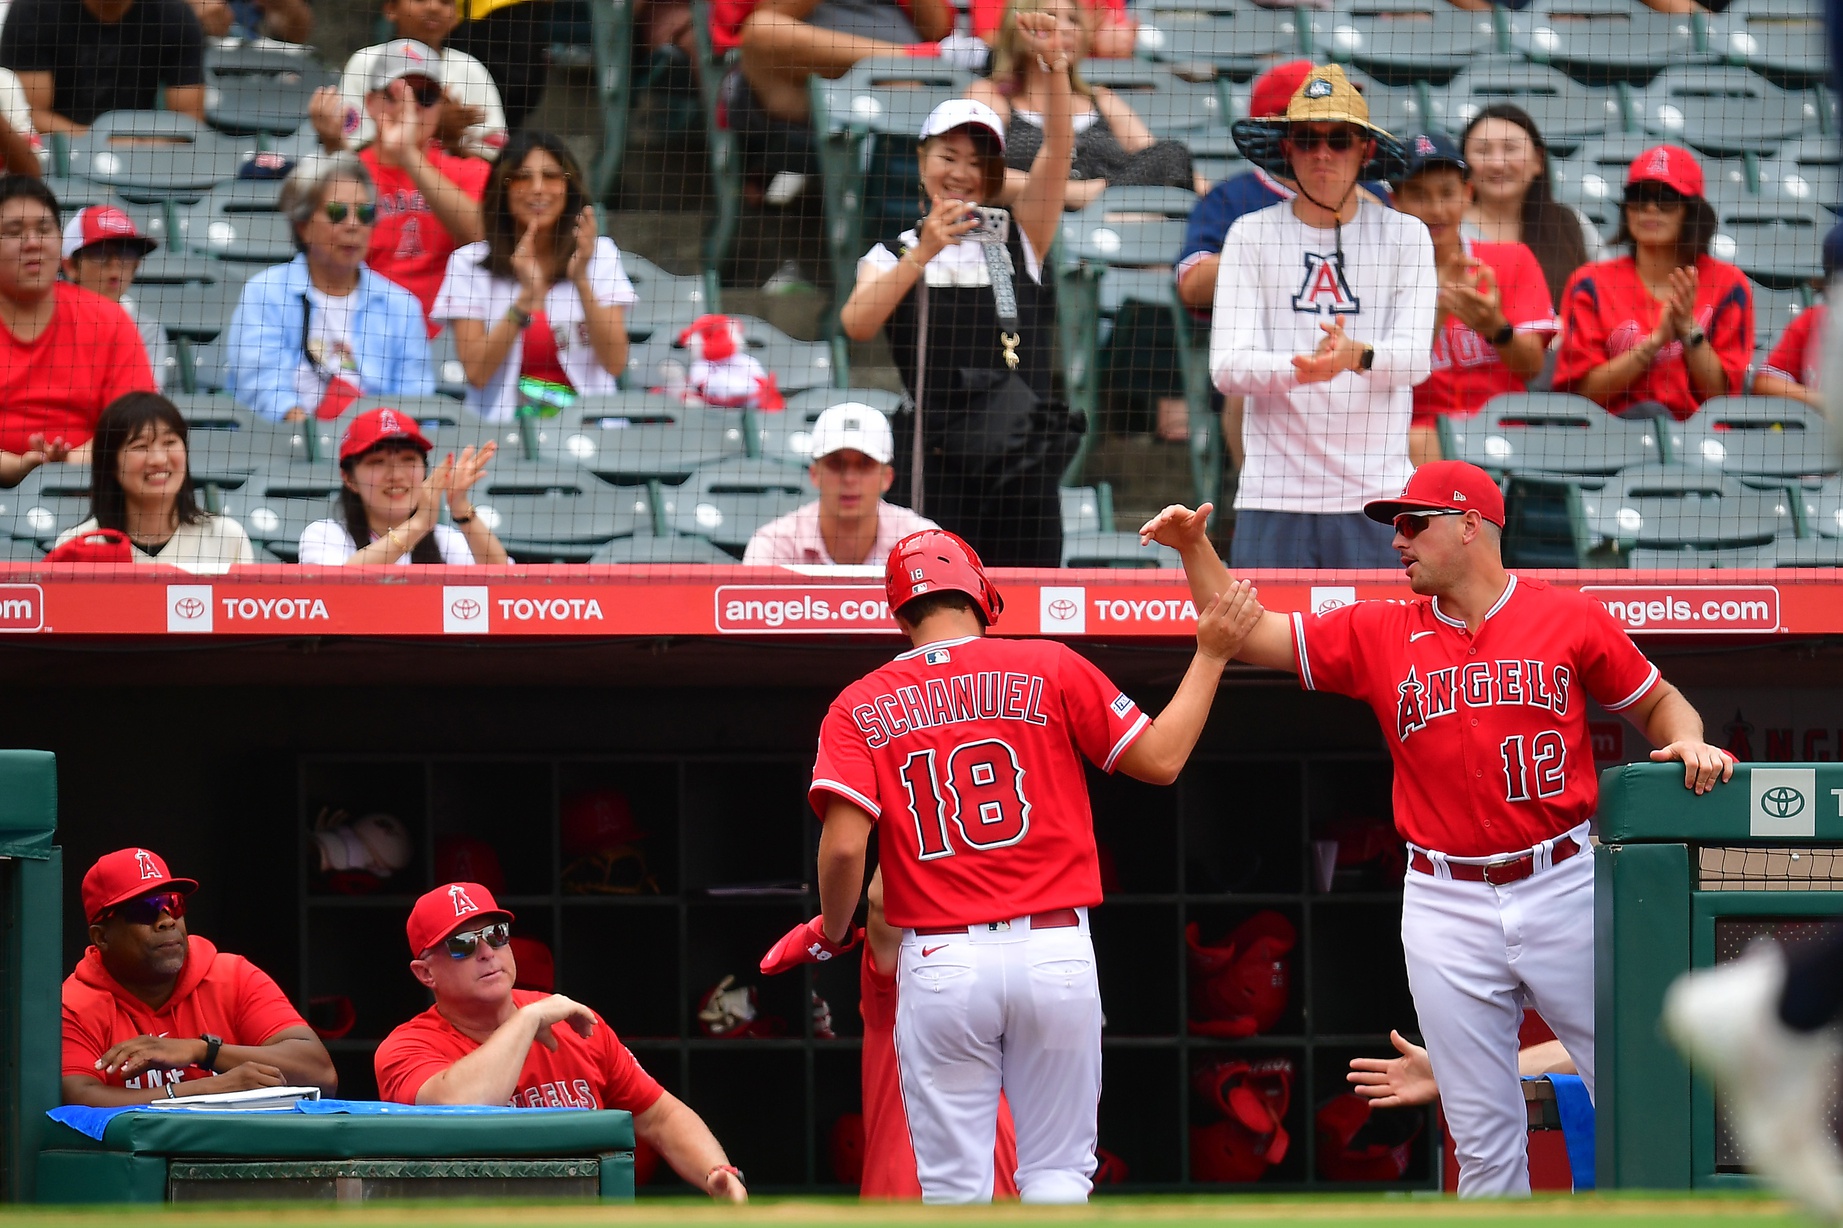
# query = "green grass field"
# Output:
<box><xmin>0</xmin><ymin>1193</ymin><xmax>1811</xmax><ymax>1228</ymax></box>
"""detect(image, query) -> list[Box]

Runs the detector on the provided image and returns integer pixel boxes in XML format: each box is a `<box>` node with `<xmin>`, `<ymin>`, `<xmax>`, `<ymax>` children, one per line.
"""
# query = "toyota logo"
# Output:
<box><xmin>1316</xmin><ymin>597</ymin><xmax>1348</xmax><ymax>615</ymax></box>
<box><xmin>1762</xmin><ymin>786</ymin><xmax>1806</xmax><ymax>819</ymax></box>
<box><xmin>450</xmin><ymin>598</ymin><xmax>481</xmax><ymax>620</ymax></box>
<box><xmin>173</xmin><ymin>596</ymin><xmax>206</xmax><ymax>620</ymax></box>
<box><xmin>1046</xmin><ymin>598</ymin><xmax>1078</xmax><ymax>622</ymax></box>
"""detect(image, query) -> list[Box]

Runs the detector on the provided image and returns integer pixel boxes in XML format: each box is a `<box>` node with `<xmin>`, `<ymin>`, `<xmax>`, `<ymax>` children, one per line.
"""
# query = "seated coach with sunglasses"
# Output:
<box><xmin>61</xmin><ymin>847</ymin><xmax>337</xmax><ymax>1106</ymax></box>
<box><xmin>376</xmin><ymin>882</ymin><xmax>748</xmax><ymax>1202</ymax></box>
<box><xmin>226</xmin><ymin>152</ymin><xmax>435</xmax><ymax>423</ymax></box>
<box><xmin>1553</xmin><ymin>144</ymin><xmax>1753</xmax><ymax>422</ymax></box>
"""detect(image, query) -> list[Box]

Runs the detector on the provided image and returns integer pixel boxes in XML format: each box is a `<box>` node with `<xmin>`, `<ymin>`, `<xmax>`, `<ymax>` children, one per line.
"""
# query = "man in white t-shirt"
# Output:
<box><xmin>743</xmin><ymin>402</ymin><xmax>936</xmax><ymax>566</ymax></box>
<box><xmin>1212</xmin><ymin>64</ymin><xmax>1435</xmax><ymax>569</ymax></box>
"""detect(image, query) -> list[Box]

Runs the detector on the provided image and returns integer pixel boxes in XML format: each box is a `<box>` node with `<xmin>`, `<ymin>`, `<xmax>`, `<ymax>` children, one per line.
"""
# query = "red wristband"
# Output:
<box><xmin>904</xmin><ymin>41</ymin><xmax>941</xmax><ymax>56</ymax></box>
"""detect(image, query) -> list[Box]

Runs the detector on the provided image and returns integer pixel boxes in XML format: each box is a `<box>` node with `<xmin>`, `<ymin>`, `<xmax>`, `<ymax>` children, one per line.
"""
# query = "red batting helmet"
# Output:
<box><xmin>1315</xmin><ymin>1093</ymin><xmax>1423</xmax><ymax>1182</ymax></box>
<box><xmin>884</xmin><ymin>529</ymin><xmax>1003</xmax><ymax>626</ymax></box>
<box><xmin>1189</xmin><ymin>1058</ymin><xmax>1294</xmax><ymax>1182</ymax></box>
<box><xmin>560</xmin><ymin>789</ymin><xmax>647</xmax><ymax>859</ymax></box>
<box><xmin>508</xmin><ymin>936</ymin><xmax>554</xmax><ymax>992</ymax></box>
<box><xmin>434</xmin><ymin>836</ymin><xmax>507</xmax><ymax>895</ymax></box>
<box><xmin>1187</xmin><ymin>912</ymin><xmax>1296</xmax><ymax>1038</ymax></box>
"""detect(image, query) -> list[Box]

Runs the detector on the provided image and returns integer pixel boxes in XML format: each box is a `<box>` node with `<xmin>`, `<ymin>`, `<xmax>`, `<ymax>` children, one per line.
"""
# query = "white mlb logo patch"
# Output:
<box><xmin>1110</xmin><ymin>693</ymin><xmax>1134</xmax><ymax>717</ymax></box>
<box><xmin>924</xmin><ymin>648</ymin><xmax>952</xmax><ymax>665</ymax></box>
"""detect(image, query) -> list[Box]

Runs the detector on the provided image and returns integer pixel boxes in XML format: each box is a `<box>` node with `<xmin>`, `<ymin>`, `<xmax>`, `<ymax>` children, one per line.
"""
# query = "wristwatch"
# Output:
<box><xmin>1357</xmin><ymin>344</ymin><xmax>1375</xmax><ymax>372</ymax></box>
<box><xmin>1683</xmin><ymin>327</ymin><xmax>1708</xmax><ymax>350</ymax></box>
<box><xmin>1488</xmin><ymin>322</ymin><xmax>1515</xmax><ymax>347</ymax></box>
<box><xmin>200</xmin><ymin>1034</ymin><xmax>223</xmax><ymax>1072</ymax></box>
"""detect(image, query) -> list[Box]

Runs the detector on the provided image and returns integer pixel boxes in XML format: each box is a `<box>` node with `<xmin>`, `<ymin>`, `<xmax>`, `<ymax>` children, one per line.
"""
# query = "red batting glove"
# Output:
<box><xmin>760</xmin><ymin>916</ymin><xmax>859</xmax><ymax>975</ymax></box>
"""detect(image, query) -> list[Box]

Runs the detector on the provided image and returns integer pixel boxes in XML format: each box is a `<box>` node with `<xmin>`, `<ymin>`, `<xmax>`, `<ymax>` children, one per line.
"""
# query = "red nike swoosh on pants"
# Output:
<box><xmin>921</xmin><ymin>945</ymin><xmax>946</xmax><ymax>957</ymax></box>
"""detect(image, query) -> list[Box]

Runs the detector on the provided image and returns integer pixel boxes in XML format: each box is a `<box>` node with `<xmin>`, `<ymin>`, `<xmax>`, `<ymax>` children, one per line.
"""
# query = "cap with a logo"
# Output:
<box><xmin>1231</xmin><ymin>64</ymin><xmax>1406</xmax><ymax>181</ymax></box>
<box><xmin>1249</xmin><ymin>60</ymin><xmax>1315</xmax><ymax>121</ymax></box>
<box><xmin>1626</xmin><ymin>144</ymin><xmax>1704</xmax><ymax>199</ymax></box>
<box><xmin>918</xmin><ymin>98</ymin><xmax>1006</xmax><ymax>151</ymax></box>
<box><xmin>406</xmin><ymin>881</ymin><xmax>515</xmax><ymax>955</ymax></box>
<box><xmin>1395</xmin><ymin>131</ymin><xmax>1466</xmax><ymax>184</ymax></box>
<box><xmin>808</xmin><ymin>402</ymin><xmax>894</xmax><ymax>464</ymax></box>
<box><xmin>1362</xmin><ymin>460</ymin><xmax>1505</xmax><ymax>527</ymax></box>
<box><xmin>339</xmin><ymin>406</ymin><xmax>433</xmax><ymax>463</ymax></box>
<box><xmin>61</xmin><ymin>206</ymin><xmax>158</xmax><ymax>262</ymax></box>
<box><xmin>369</xmin><ymin>39</ymin><xmax>443</xmax><ymax>94</ymax></box>
<box><xmin>82</xmin><ymin>848</ymin><xmax>199</xmax><ymax>922</ymax></box>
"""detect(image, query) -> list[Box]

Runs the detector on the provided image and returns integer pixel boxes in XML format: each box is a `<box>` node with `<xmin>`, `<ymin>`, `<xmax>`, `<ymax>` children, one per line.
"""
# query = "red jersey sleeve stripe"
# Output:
<box><xmin>1103</xmin><ymin>711</ymin><xmax>1152</xmax><ymax>773</ymax></box>
<box><xmin>811</xmin><ymin>779</ymin><xmax>882</xmax><ymax>818</ymax></box>
<box><xmin>1291</xmin><ymin>612</ymin><xmax>1316</xmax><ymax>691</ymax></box>
<box><xmin>1602</xmin><ymin>663</ymin><xmax>1661</xmax><ymax>712</ymax></box>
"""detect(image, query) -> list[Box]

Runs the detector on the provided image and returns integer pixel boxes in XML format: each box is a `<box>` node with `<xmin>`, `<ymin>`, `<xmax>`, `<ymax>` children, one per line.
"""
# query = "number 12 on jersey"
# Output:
<box><xmin>900</xmin><ymin>738</ymin><xmax>1033</xmax><ymax>860</ymax></box>
<box><xmin>1500</xmin><ymin>731</ymin><xmax>1566</xmax><ymax>802</ymax></box>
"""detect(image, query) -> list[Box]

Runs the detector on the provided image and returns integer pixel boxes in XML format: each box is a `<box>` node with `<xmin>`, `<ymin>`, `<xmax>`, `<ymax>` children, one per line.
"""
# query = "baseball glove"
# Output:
<box><xmin>561</xmin><ymin>844</ymin><xmax>660</xmax><ymax>895</ymax></box>
<box><xmin>696</xmin><ymin>974</ymin><xmax>786</xmax><ymax>1039</ymax></box>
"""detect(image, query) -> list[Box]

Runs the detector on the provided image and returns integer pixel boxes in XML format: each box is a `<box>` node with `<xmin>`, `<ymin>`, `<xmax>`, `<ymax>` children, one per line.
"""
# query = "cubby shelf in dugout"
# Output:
<box><xmin>294</xmin><ymin>751</ymin><xmax>1437</xmax><ymax>1193</ymax></box>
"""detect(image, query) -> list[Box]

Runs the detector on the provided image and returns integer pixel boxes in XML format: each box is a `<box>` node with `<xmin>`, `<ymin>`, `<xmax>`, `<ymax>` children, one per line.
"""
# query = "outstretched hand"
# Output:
<box><xmin>1347</xmin><ymin>1030</ymin><xmax>1438</xmax><ymax>1109</ymax></box>
<box><xmin>1139</xmin><ymin>501</ymin><xmax>1213</xmax><ymax>552</ymax></box>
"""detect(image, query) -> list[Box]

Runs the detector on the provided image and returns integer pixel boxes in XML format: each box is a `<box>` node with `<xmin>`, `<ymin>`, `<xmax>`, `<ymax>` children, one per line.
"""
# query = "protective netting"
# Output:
<box><xmin>1699</xmin><ymin>845</ymin><xmax>1843</xmax><ymax>889</ymax></box>
<box><xmin>0</xmin><ymin>0</ymin><xmax>1834</xmax><ymax>571</ymax></box>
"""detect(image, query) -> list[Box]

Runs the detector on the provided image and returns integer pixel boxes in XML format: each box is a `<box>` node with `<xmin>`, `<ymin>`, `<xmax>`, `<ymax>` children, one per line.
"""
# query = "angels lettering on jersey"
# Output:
<box><xmin>1395</xmin><ymin>659</ymin><xmax>1574</xmax><ymax>743</ymax></box>
<box><xmin>1609</xmin><ymin>305</ymin><xmax>1714</xmax><ymax>366</ymax></box>
<box><xmin>1292</xmin><ymin>252</ymin><xmax>1360</xmax><ymax>317</ymax></box>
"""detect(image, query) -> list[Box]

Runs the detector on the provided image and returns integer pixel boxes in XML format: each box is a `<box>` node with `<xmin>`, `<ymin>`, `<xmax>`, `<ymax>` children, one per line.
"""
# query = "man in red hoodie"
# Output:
<box><xmin>61</xmin><ymin>848</ymin><xmax>337</xmax><ymax>1106</ymax></box>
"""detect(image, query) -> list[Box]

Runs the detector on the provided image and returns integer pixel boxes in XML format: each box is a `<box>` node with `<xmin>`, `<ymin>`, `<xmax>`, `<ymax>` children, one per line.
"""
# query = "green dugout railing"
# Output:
<box><xmin>0</xmin><ymin>751</ymin><xmax>60</xmax><ymax>1203</ymax></box>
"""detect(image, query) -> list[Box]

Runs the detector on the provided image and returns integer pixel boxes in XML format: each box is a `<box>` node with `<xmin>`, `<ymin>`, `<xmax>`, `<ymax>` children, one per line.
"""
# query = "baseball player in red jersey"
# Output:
<box><xmin>1142</xmin><ymin>461</ymin><xmax>1731</xmax><ymax>1197</ymax></box>
<box><xmin>760</xmin><ymin>528</ymin><xmax>1261</xmax><ymax>1203</ymax></box>
<box><xmin>858</xmin><ymin>867</ymin><xmax>1020</xmax><ymax>1199</ymax></box>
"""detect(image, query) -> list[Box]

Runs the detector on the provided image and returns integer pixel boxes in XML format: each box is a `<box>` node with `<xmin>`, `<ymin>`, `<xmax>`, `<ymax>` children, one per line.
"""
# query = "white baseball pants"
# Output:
<box><xmin>1401</xmin><ymin>839</ymin><xmax>1596</xmax><ymax>1198</ymax></box>
<box><xmin>894</xmin><ymin>911</ymin><xmax>1103</xmax><ymax>1204</ymax></box>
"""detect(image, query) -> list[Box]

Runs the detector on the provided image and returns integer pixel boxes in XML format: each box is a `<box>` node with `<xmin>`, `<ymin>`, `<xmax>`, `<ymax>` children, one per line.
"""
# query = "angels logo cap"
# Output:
<box><xmin>339</xmin><ymin>406</ymin><xmax>433</xmax><ymax>463</ymax></box>
<box><xmin>808</xmin><ymin>402</ymin><xmax>894</xmax><ymax>464</ymax></box>
<box><xmin>407</xmin><ymin>882</ymin><xmax>515</xmax><ymax>955</ymax></box>
<box><xmin>369</xmin><ymin>39</ymin><xmax>444</xmax><ymax>94</ymax></box>
<box><xmin>1363</xmin><ymin>460</ymin><xmax>1505</xmax><ymax>527</ymax></box>
<box><xmin>82</xmin><ymin>848</ymin><xmax>199</xmax><ymax>922</ymax></box>
<box><xmin>1395</xmin><ymin>131</ymin><xmax>1466</xmax><ymax>184</ymax></box>
<box><xmin>918</xmin><ymin>98</ymin><xmax>1006</xmax><ymax>151</ymax></box>
<box><xmin>61</xmin><ymin>206</ymin><xmax>158</xmax><ymax>261</ymax></box>
<box><xmin>1626</xmin><ymin>144</ymin><xmax>1704</xmax><ymax>199</ymax></box>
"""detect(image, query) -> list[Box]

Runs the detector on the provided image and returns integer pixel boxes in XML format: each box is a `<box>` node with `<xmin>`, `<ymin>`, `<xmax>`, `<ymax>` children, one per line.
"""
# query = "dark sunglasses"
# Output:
<box><xmin>444</xmin><ymin>921</ymin><xmax>511</xmax><ymax>959</ymax></box>
<box><xmin>1393</xmin><ymin>509</ymin><xmax>1467</xmax><ymax>535</ymax></box>
<box><xmin>1288</xmin><ymin>126</ymin><xmax>1361</xmax><ymax>153</ymax></box>
<box><xmin>112</xmin><ymin>891</ymin><xmax>187</xmax><ymax>925</ymax></box>
<box><xmin>1623</xmin><ymin>184</ymin><xmax>1687</xmax><ymax>211</ymax></box>
<box><xmin>324</xmin><ymin>201</ymin><xmax>379</xmax><ymax>225</ymax></box>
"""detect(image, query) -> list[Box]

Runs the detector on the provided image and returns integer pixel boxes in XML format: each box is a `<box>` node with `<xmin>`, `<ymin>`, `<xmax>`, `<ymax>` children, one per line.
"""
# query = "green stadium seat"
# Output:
<box><xmin>1439</xmin><ymin>393</ymin><xmax>1664</xmax><ymax>480</ymax></box>
<box><xmin>202</xmin><ymin>46</ymin><xmax>335</xmax><ymax>136</ymax></box>
<box><xmin>1791</xmin><ymin>477</ymin><xmax>1843</xmax><ymax>538</ymax></box>
<box><xmin>177</xmin><ymin>182</ymin><xmax>294</xmax><ymax>265</ymax></box>
<box><xmin>1061</xmin><ymin>484</ymin><xmax>1115</xmax><ymax>536</ymax></box>
<box><xmin>1508</xmin><ymin>0</ymin><xmax>1706</xmax><ymax>85</ymax></box>
<box><xmin>1714</xmin><ymin>194</ymin><xmax>1830</xmax><ymax>287</ymax></box>
<box><xmin>1634</xmin><ymin>67</ymin><xmax>1815</xmax><ymax>157</ymax></box>
<box><xmin>1075</xmin><ymin>62</ymin><xmax>1225</xmax><ymax>137</ymax></box>
<box><xmin>1624</xmin><ymin>544</ymin><xmax>1779</xmax><ymax>567</ymax></box>
<box><xmin>41</xmin><ymin>176</ymin><xmax>118</xmax><ymax>214</ymax></box>
<box><xmin>68</xmin><ymin>112</ymin><xmax>252</xmax><ymax>203</ymax></box>
<box><xmin>176</xmin><ymin>396</ymin><xmax>317</xmax><ymax>472</ymax></box>
<box><xmin>1506</xmin><ymin>463</ymin><xmax>1793</xmax><ymax>566</ymax></box>
<box><xmin>1060</xmin><ymin>531</ymin><xmax>1180</xmax><ymax>568</ymax></box>
<box><xmin>235</xmin><ymin>469</ymin><xmax>339</xmax><ymax>562</ymax></box>
<box><xmin>1443</xmin><ymin>59</ymin><xmax>1621</xmax><ymax>154</ymax></box>
<box><xmin>1136</xmin><ymin>0</ymin><xmax>1306</xmax><ymax>80</ymax></box>
<box><xmin>1318</xmin><ymin>0</ymin><xmax>1501</xmax><ymax>86</ymax></box>
<box><xmin>1774</xmin><ymin>537</ymin><xmax>1843</xmax><ymax>564</ymax></box>
<box><xmin>0</xmin><ymin>465</ymin><xmax>96</xmax><ymax>547</ymax></box>
<box><xmin>1712</xmin><ymin>0</ymin><xmax>1828</xmax><ymax>89</ymax></box>
<box><xmin>662</xmin><ymin>459</ymin><xmax>811</xmax><ymax>557</ymax></box>
<box><xmin>589</xmin><ymin>529</ymin><xmax>738</xmax><ymax>564</ymax></box>
<box><xmin>130</xmin><ymin>259</ymin><xmax>245</xmax><ymax>344</ymax></box>
<box><xmin>473</xmin><ymin>462</ymin><xmax>651</xmax><ymax>561</ymax></box>
<box><xmin>1664</xmin><ymin>396</ymin><xmax>1837</xmax><ymax>488</ymax></box>
<box><xmin>0</xmin><ymin>534</ymin><xmax>43</xmax><ymax>562</ymax></box>
<box><xmin>1748</xmin><ymin>280</ymin><xmax>1816</xmax><ymax>371</ymax></box>
<box><xmin>572</xmin><ymin>396</ymin><xmax>749</xmax><ymax>484</ymax></box>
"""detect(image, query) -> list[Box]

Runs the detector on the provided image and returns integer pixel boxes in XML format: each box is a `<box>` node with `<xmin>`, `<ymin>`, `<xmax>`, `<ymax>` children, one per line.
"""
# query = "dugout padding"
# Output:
<box><xmin>0</xmin><ymin>751</ymin><xmax>59</xmax><ymax>1203</ymax></box>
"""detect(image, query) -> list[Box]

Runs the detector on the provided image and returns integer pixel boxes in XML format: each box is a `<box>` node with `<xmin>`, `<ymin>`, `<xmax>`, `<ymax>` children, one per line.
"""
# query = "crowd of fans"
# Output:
<box><xmin>0</xmin><ymin>0</ymin><xmax>1830</xmax><ymax>572</ymax></box>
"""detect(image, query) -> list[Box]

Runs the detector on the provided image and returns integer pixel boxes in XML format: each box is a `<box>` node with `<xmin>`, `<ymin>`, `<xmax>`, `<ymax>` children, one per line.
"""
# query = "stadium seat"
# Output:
<box><xmin>1625</xmin><ymin>544</ymin><xmax>1779</xmax><ymax>567</ymax></box>
<box><xmin>472</xmin><ymin>462</ymin><xmax>651</xmax><ymax>561</ymax></box>
<box><xmin>1774</xmin><ymin>537</ymin><xmax>1843</xmax><ymax>563</ymax></box>
<box><xmin>0</xmin><ymin>465</ymin><xmax>97</xmax><ymax>547</ymax></box>
<box><xmin>40</xmin><ymin>176</ymin><xmax>118</xmax><ymax>215</ymax></box>
<box><xmin>1748</xmin><ymin>280</ymin><xmax>1816</xmax><ymax>371</ymax></box>
<box><xmin>1711</xmin><ymin>0</ymin><xmax>1828</xmax><ymax>89</ymax></box>
<box><xmin>1633</xmin><ymin>67</ymin><xmax>1815</xmax><ymax>157</ymax></box>
<box><xmin>1136</xmin><ymin>0</ymin><xmax>1306</xmax><ymax>80</ymax></box>
<box><xmin>1714</xmin><ymin>194</ymin><xmax>1830</xmax><ymax>286</ymax></box>
<box><xmin>1442</xmin><ymin>57</ymin><xmax>1620</xmax><ymax>153</ymax></box>
<box><xmin>619</xmin><ymin>252</ymin><xmax>711</xmax><ymax>323</ymax></box>
<box><xmin>1766</xmin><ymin>135</ymin><xmax>1842</xmax><ymax>212</ymax></box>
<box><xmin>177</xmin><ymin>396</ymin><xmax>318</xmax><ymax>472</ymax></box>
<box><xmin>589</xmin><ymin>529</ymin><xmax>739</xmax><ymax>564</ymax></box>
<box><xmin>236</xmin><ymin>470</ymin><xmax>339</xmax><ymax>562</ymax></box>
<box><xmin>177</xmin><ymin>181</ymin><xmax>294</xmax><ymax>265</ymax></box>
<box><xmin>1506</xmin><ymin>464</ymin><xmax>1792</xmax><ymax>566</ymax></box>
<box><xmin>1060</xmin><ymin>531</ymin><xmax>1180</xmax><ymax>568</ymax></box>
<box><xmin>571</xmin><ymin>396</ymin><xmax>749</xmax><ymax>484</ymax></box>
<box><xmin>1317</xmin><ymin>0</ymin><xmax>1501</xmax><ymax>86</ymax></box>
<box><xmin>202</xmin><ymin>45</ymin><xmax>335</xmax><ymax>136</ymax></box>
<box><xmin>129</xmin><ymin>257</ymin><xmax>245</xmax><ymax>344</ymax></box>
<box><xmin>1075</xmin><ymin>62</ymin><xmax>1225</xmax><ymax>138</ymax></box>
<box><xmin>1061</xmin><ymin>484</ymin><xmax>1115</xmax><ymax>536</ymax></box>
<box><xmin>1791</xmin><ymin>477</ymin><xmax>1843</xmax><ymax>538</ymax></box>
<box><xmin>1665</xmin><ymin>396</ymin><xmax>1837</xmax><ymax>488</ymax></box>
<box><xmin>1507</xmin><ymin>0</ymin><xmax>1705</xmax><ymax>84</ymax></box>
<box><xmin>67</xmin><ymin>112</ymin><xmax>251</xmax><ymax>202</ymax></box>
<box><xmin>1341</xmin><ymin>70</ymin><xmax>1446</xmax><ymax>140</ymax></box>
<box><xmin>0</xmin><ymin>534</ymin><xmax>43</xmax><ymax>562</ymax></box>
<box><xmin>661</xmin><ymin>459</ymin><xmax>811</xmax><ymax>557</ymax></box>
<box><xmin>429</xmin><ymin>329</ymin><xmax>470</xmax><ymax>401</ymax></box>
<box><xmin>1439</xmin><ymin>393</ymin><xmax>1664</xmax><ymax>480</ymax></box>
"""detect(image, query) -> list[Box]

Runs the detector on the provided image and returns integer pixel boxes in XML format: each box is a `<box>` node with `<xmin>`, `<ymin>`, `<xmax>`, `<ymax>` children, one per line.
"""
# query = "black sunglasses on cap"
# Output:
<box><xmin>111</xmin><ymin>891</ymin><xmax>187</xmax><ymax>925</ymax></box>
<box><xmin>1623</xmin><ymin>183</ymin><xmax>1688</xmax><ymax>210</ymax></box>
<box><xmin>444</xmin><ymin>921</ymin><xmax>511</xmax><ymax>959</ymax></box>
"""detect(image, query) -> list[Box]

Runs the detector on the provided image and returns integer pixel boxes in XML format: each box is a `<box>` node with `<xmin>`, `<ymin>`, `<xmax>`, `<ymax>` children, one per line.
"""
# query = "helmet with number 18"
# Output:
<box><xmin>884</xmin><ymin>528</ymin><xmax>1004</xmax><ymax>626</ymax></box>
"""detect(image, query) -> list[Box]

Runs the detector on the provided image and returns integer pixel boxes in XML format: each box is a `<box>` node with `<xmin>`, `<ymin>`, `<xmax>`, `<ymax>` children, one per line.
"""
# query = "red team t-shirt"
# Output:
<box><xmin>1761</xmin><ymin>304</ymin><xmax>1826</xmax><ymax>391</ymax></box>
<box><xmin>0</xmin><ymin>283</ymin><xmax>155</xmax><ymax>454</ymax></box>
<box><xmin>62</xmin><ymin>937</ymin><xmax>308</xmax><ymax>1092</ymax></box>
<box><xmin>860</xmin><ymin>946</ymin><xmax>1019</xmax><ymax>1198</ymax></box>
<box><xmin>1291</xmin><ymin>576</ymin><xmax>1660</xmax><ymax>857</ymax></box>
<box><xmin>810</xmin><ymin>635</ymin><xmax>1149</xmax><ymax>928</ymax></box>
<box><xmin>375</xmin><ymin>989</ymin><xmax>667</xmax><ymax>1110</ymax></box>
<box><xmin>1552</xmin><ymin>254</ymin><xmax>1753</xmax><ymax>422</ymax></box>
<box><xmin>362</xmin><ymin>144</ymin><xmax>491</xmax><ymax>335</ymax></box>
<box><xmin>1413</xmin><ymin>240</ymin><xmax>1557</xmax><ymax>427</ymax></box>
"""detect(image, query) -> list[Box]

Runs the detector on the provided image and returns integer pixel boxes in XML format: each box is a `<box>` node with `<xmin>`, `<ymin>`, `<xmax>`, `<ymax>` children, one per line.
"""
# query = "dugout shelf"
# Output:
<box><xmin>1596</xmin><ymin>762</ymin><xmax>1843</xmax><ymax>1191</ymax></box>
<box><xmin>36</xmin><ymin>1109</ymin><xmax>636</xmax><ymax>1203</ymax></box>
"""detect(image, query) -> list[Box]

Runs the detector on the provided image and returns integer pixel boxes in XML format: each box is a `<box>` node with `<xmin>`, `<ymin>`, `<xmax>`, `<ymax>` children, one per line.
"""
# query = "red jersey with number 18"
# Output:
<box><xmin>1292</xmin><ymin>575</ymin><xmax>1660</xmax><ymax>857</ymax></box>
<box><xmin>810</xmin><ymin>634</ymin><xmax>1149</xmax><ymax>929</ymax></box>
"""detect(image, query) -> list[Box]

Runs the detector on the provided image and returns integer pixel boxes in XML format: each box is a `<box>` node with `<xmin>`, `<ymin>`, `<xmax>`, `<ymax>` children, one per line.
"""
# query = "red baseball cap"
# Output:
<box><xmin>1250</xmin><ymin>60</ymin><xmax>1316</xmax><ymax>121</ymax></box>
<box><xmin>406</xmin><ymin>881</ymin><xmax>515</xmax><ymax>955</ymax></box>
<box><xmin>82</xmin><ymin>848</ymin><xmax>198</xmax><ymax>922</ymax></box>
<box><xmin>339</xmin><ymin>406</ymin><xmax>433</xmax><ymax>464</ymax></box>
<box><xmin>61</xmin><ymin>205</ymin><xmax>158</xmax><ymax>262</ymax></box>
<box><xmin>1626</xmin><ymin>144</ymin><xmax>1704</xmax><ymax>199</ymax></box>
<box><xmin>1363</xmin><ymin>460</ymin><xmax>1505</xmax><ymax>527</ymax></box>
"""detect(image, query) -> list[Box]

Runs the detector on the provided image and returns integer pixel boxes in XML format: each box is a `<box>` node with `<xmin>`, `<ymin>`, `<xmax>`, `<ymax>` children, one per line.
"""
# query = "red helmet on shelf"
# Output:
<box><xmin>560</xmin><ymin>789</ymin><xmax>647</xmax><ymax>858</ymax></box>
<box><xmin>884</xmin><ymin>529</ymin><xmax>1003</xmax><ymax>626</ymax></box>
<box><xmin>434</xmin><ymin>836</ymin><xmax>507</xmax><ymax>895</ymax></box>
